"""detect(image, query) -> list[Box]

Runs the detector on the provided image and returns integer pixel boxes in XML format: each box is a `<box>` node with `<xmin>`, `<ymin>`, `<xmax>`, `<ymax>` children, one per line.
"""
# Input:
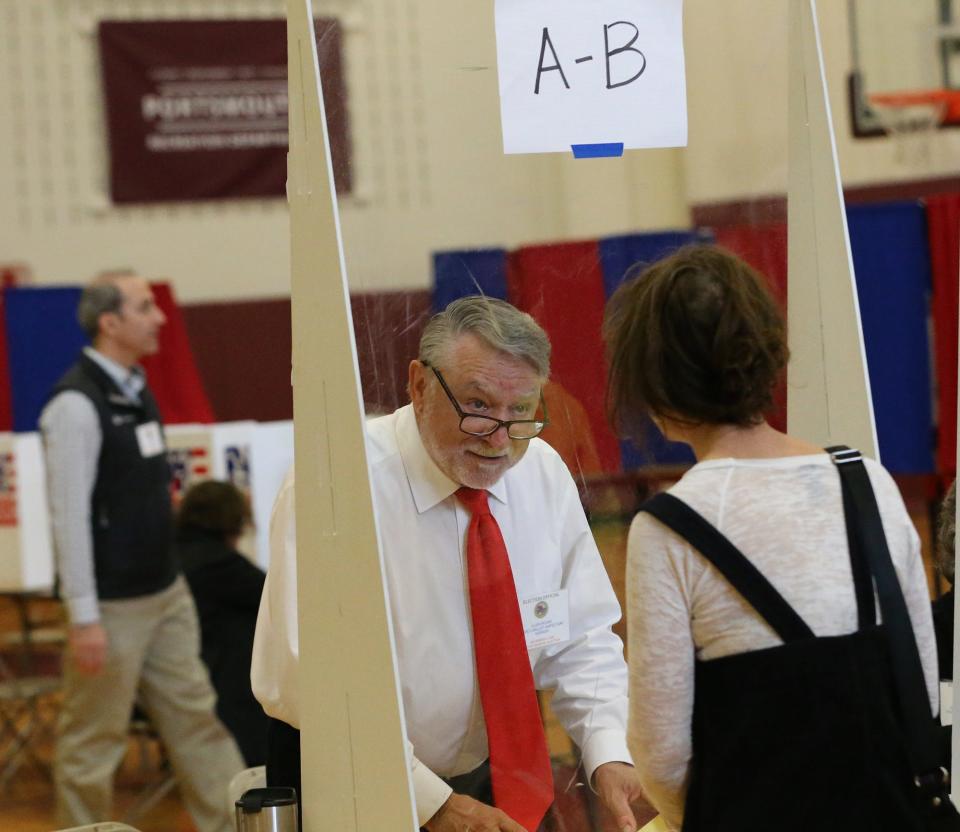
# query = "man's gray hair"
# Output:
<box><xmin>76</xmin><ymin>270</ymin><xmax>135</xmax><ymax>339</ymax></box>
<box><xmin>419</xmin><ymin>296</ymin><xmax>551</xmax><ymax>378</ymax></box>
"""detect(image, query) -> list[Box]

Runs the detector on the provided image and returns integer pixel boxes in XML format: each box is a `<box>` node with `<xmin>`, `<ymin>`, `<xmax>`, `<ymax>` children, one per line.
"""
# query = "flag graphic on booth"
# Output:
<box><xmin>168</xmin><ymin>446</ymin><xmax>210</xmax><ymax>503</ymax></box>
<box><xmin>224</xmin><ymin>444</ymin><xmax>252</xmax><ymax>492</ymax></box>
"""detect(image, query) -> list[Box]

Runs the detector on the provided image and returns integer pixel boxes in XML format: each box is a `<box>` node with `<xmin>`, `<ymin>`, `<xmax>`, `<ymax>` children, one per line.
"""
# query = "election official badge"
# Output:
<box><xmin>521</xmin><ymin>590</ymin><xmax>570</xmax><ymax>649</ymax></box>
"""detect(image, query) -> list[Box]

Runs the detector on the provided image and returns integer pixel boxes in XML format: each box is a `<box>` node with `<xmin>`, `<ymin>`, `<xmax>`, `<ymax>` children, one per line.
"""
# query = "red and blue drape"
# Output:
<box><xmin>0</xmin><ymin>282</ymin><xmax>212</xmax><ymax>432</ymax></box>
<box><xmin>434</xmin><ymin>207</ymin><xmax>938</xmax><ymax>475</ymax></box>
<box><xmin>433</xmin><ymin>231</ymin><xmax>711</xmax><ymax>472</ymax></box>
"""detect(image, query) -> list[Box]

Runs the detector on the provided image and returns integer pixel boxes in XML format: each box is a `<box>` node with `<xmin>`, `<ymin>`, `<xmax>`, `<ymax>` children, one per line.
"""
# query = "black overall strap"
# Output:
<box><xmin>827</xmin><ymin>447</ymin><xmax>944</xmax><ymax>782</ymax></box>
<box><xmin>826</xmin><ymin>446</ymin><xmax>877</xmax><ymax>631</ymax></box>
<box><xmin>642</xmin><ymin>493</ymin><xmax>815</xmax><ymax>643</ymax></box>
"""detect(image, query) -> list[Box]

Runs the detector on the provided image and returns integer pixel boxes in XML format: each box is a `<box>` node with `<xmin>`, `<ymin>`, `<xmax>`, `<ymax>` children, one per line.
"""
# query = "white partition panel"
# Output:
<box><xmin>248</xmin><ymin>420</ymin><xmax>294</xmax><ymax>570</ymax></box>
<box><xmin>787</xmin><ymin>0</ymin><xmax>878</xmax><ymax>459</ymax></box>
<box><xmin>287</xmin><ymin>1</ymin><xmax>416</xmax><ymax>830</ymax></box>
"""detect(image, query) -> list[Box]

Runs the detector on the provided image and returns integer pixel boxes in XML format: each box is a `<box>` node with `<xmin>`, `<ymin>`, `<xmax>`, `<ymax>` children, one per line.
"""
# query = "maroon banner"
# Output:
<box><xmin>98</xmin><ymin>18</ymin><xmax>350</xmax><ymax>204</ymax></box>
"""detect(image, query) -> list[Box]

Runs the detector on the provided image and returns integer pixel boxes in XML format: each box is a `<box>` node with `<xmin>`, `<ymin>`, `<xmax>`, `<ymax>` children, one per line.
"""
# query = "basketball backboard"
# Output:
<box><xmin>848</xmin><ymin>0</ymin><xmax>960</xmax><ymax>137</ymax></box>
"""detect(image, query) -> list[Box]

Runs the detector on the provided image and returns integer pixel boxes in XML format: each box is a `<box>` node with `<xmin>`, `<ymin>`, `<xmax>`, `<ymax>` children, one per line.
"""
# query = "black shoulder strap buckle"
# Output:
<box><xmin>826</xmin><ymin>446</ymin><xmax>862</xmax><ymax>465</ymax></box>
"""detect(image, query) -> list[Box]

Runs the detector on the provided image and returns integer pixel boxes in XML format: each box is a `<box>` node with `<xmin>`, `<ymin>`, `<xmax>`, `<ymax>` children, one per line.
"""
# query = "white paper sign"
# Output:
<box><xmin>494</xmin><ymin>0</ymin><xmax>687</xmax><ymax>155</ymax></box>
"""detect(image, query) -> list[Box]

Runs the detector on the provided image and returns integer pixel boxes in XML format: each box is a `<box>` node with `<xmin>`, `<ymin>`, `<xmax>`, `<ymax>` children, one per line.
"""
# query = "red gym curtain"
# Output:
<box><xmin>507</xmin><ymin>241</ymin><xmax>622</xmax><ymax>473</ymax></box>
<box><xmin>141</xmin><ymin>282</ymin><xmax>215</xmax><ymax>424</ymax></box>
<box><xmin>926</xmin><ymin>194</ymin><xmax>960</xmax><ymax>479</ymax></box>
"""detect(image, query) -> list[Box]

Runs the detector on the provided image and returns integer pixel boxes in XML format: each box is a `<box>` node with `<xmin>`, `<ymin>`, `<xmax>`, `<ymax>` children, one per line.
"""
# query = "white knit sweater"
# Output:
<box><xmin>625</xmin><ymin>453</ymin><xmax>939</xmax><ymax>830</ymax></box>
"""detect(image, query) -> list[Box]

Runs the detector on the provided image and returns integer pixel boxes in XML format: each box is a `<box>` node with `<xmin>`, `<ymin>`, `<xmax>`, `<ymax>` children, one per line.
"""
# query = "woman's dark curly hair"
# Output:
<box><xmin>603</xmin><ymin>244</ymin><xmax>788</xmax><ymax>436</ymax></box>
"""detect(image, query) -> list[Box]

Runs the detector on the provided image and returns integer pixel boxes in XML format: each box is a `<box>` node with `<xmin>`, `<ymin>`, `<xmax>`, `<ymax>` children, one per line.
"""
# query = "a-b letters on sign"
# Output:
<box><xmin>494</xmin><ymin>0</ymin><xmax>687</xmax><ymax>155</ymax></box>
<box><xmin>534</xmin><ymin>21</ymin><xmax>648</xmax><ymax>94</ymax></box>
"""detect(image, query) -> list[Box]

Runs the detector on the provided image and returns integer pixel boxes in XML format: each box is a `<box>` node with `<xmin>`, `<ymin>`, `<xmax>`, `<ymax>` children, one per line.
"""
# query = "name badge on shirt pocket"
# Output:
<box><xmin>520</xmin><ymin>589</ymin><xmax>570</xmax><ymax>649</ymax></box>
<box><xmin>135</xmin><ymin>421</ymin><xmax>165</xmax><ymax>458</ymax></box>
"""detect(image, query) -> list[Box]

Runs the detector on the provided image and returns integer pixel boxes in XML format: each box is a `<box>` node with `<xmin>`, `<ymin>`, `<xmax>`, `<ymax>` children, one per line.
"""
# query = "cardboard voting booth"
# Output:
<box><xmin>0</xmin><ymin>420</ymin><xmax>294</xmax><ymax>593</ymax></box>
<box><xmin>0</xmin><ymin>433</ymin><xmax>54</xmax><ymax>592</ymax></box>
<box><xmin>165</xmin><ymin>420</ymin><xmax>294</xmax><ymax>569</ymax></box>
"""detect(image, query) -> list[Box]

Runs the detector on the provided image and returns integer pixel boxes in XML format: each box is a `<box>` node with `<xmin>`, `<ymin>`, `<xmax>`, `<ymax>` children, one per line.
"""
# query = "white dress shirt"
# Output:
<box><xmin>252</xmin><ymin>404</ymin><xmax>631</xmax><ymax>825</ymax></box>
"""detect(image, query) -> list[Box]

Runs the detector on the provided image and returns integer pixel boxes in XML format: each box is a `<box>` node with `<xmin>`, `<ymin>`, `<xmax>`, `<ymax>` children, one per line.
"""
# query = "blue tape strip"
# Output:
<box><xmin>571</xmin><ymin>142</ymin><xmax>624</xmax><ymax>158</ymax></box>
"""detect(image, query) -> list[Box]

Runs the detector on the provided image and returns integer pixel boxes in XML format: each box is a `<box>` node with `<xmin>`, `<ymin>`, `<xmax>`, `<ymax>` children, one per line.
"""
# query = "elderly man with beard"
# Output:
<box><xmin>252</xmin><ymin>296</ymin><xmax>640</xmax><ymax>832</ymax></box>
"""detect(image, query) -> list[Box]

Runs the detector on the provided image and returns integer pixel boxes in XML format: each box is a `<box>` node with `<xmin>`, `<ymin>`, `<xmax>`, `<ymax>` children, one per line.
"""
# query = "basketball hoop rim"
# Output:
<box><xmin>867</xmin><ymin>88</ymin><xmax>960</xmax><ymax>127</ymax></box>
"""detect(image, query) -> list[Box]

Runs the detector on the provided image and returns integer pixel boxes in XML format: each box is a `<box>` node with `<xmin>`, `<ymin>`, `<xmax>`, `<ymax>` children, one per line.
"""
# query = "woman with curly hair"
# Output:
<box><xmin>604</xmin><ymin>245</ymin><xmax>939</xmax><ymax>831</ymax></box>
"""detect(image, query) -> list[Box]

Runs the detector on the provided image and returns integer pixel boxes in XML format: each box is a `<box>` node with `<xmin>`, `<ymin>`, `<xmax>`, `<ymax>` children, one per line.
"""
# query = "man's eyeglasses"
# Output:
<box><xmin>422</xmin><ymin>362</ymin><xmax>549</xmax><ymax>440</ymax></box>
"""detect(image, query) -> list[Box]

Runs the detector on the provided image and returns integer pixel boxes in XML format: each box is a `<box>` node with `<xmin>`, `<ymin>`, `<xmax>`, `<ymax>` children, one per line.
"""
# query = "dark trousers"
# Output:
<box><xmin>266</xmin><ymin>717</ymin><xmax>493</xmax><ymax>827</ymax></box>
<box><xmin>266</xmin><ymin>717</ymin><xmax>303</xmax><ymax>831</ymax></box>
<box><xmin>444</xmin><ymin>759</ymin><xmax>492</xmax><ymax>804</ymax></box>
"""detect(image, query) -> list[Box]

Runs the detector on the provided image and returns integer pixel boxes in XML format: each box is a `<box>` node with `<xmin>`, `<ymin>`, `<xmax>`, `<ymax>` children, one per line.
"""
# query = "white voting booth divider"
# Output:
<box><xmin>286</xmin><ymin>0</ymin><xmax>417</xmax><ymax>828</ymax></box>
<box><xmin>787</xmin><ymin>0</ymin><xmax>877</xmax><ymax>459</ymax></box>
<box><xmin>0</xmin><ymin>422</ymin><xmax>293</xmax><ymax>594</ymax></box>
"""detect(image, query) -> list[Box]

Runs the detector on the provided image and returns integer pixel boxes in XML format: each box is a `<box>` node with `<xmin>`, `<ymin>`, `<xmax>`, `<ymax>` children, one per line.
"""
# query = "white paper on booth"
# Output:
<box><xmin>494</xmin><ymin>0</ymin><xmax>687</xmax><ymax>155</ymax></box>
<box><xmin>16</xmin><ymin>434</ymin><xmax>54</xmax><ymax>590</ymax></box>
<box><xmin>249</xmin><ymin>421</ymin><xmax>294</xmax><ymax>570</ymax></box>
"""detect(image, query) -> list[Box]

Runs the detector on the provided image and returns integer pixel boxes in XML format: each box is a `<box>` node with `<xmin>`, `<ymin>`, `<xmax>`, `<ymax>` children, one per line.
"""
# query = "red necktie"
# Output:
<box><xmin>456</xmin><ymin>486</ymin><xmax>553</xmax><ymax>832</ymax></box>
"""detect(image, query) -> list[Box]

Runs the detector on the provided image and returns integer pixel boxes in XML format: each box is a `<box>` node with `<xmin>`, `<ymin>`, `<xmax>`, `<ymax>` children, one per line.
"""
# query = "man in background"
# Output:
<box><xmin>40</xmin><ymin>271</ymin><xmax>243</xmax><ymax>831</ymax></box>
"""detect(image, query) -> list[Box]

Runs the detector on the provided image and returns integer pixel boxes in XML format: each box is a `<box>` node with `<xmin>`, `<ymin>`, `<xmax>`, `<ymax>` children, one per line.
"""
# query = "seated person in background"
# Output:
<box><xmin>934</xmin><ymin>480</ymin><xmax>956</xmax><ymax>681</ymax></box>
<box><xmin>179</xmin><ymin>480</ymin><xmax>268</xmax><ymax>767</ymax></box>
